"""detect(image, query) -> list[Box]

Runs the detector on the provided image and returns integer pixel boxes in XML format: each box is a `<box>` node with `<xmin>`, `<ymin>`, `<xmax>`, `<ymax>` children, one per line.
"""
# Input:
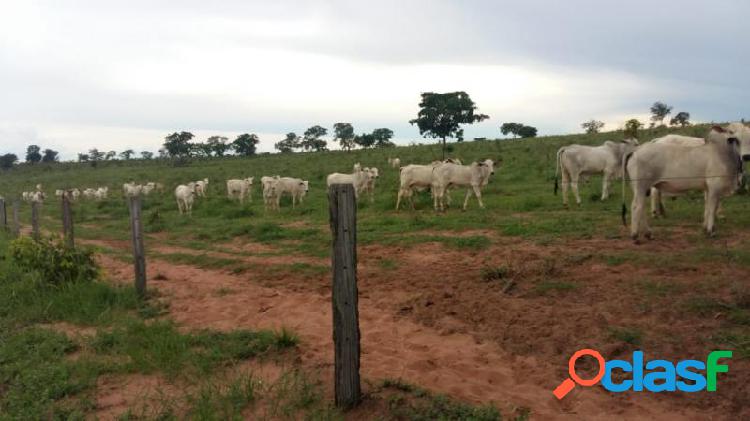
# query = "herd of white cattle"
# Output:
<box><xmin>4</xmin><ymin>122</ymin><xmax>749</xmax><ymax>242</ymax></box>
<box><xmin>557</xmin><ymin>123</ymin><xmax>750</xmax><ymax>241</ymax></box>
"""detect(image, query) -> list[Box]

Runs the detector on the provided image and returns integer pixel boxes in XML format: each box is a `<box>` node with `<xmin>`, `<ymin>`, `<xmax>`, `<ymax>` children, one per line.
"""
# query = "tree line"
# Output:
<box><xmin>0</xmin><ymin>94</ymin><xmax>701</xmax><ymax>170</ymax></box>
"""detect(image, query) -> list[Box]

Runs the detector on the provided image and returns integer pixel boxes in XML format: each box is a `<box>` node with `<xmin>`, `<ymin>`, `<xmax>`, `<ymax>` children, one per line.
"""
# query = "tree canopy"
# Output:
<box><xmin>333</xmin><ymin>123</ymin><xmax>356</xmax><ymax>151</ymax></box>
<box><xmin>0</xmin><ymin>153</ymin><xmax>18</xmax><ymax>170</ymax></box>
<box><xmin>372</xmin><ymin>128</ymin><xmax>395</xmax><ymax>147</ymax></box>
<box><xmin>301</xmin><ymin>125</ymin><xmax>328</xmax><ymax>152</ymax></box>
<box><xmin>163</xmin><ymin>131</ymin><xmax>194</xmax><ymax>157</ymax></box>
<box><xmin>670</xmin><ymin>111</ymin><xmax>691</xmax><ymax>127</ymax></box>
<box><xmin>500</xmin><ymin>122</ymin><xmax>536</xmax><ymax>138</ymax></box>
<box><xmin>232</xmin><ymin>133</ymin><xmax>260</xmax><ymax>156</ymax></box>
<box><xmin>41</xmin><ymin>149</ymin><xmax>59</xmax><ymax>163</ymax></box>
<box><xmin>650</xmin><ymin>101</ymin><xmax>673</xmax><ymax>126</ymax></box>
<box><xmin>581</xmin><ymin>120</ymin><xmax>605</xmax><ymax>134</ymax></box>
<box><xmin>25</xmin><ymin>145</ymin><xmax>42</xmax><ymax>164</ymax></box>
<box><xmin>409</xmin><ymin>91</ymin><xmax>488</xmax><ymax>159</ymax></box>
<box><xmin>207</xmin><ymin>136</ymin><xmax>231</xmax><ymax>157</ymax></box>
<box><xmin>275</xmin><ymin>132</ymin><xmax>300</xmax><ymax>153</ymax></box>
<box><xmin>624</xmin><ymin>119</ymin><xmax>644</xmax><ymax>139</ymax></box>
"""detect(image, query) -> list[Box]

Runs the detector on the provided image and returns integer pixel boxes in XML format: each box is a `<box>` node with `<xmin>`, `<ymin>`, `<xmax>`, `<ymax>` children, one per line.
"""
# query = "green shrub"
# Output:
<box><xmin>8</xmin><ymin>237</ymin><xmax>99</xmax><ymax>284</ymax></box>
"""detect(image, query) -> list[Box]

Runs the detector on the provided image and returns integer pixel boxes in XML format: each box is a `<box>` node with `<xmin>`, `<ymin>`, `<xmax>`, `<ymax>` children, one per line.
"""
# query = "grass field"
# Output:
<box><xmin>1</xmin><ymin>124</ymin><xmax>749</xmax><ymax>419</ymax></box>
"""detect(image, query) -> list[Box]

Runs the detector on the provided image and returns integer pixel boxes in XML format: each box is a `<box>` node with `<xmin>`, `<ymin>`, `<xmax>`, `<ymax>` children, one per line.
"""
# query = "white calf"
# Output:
<box><xmin>175</xmin><ymin>184</ymin><xmax>196</xmax><ymax>216</ymax></box>
<box><xmin>275</xmin><ymin>177</ymin><xmax>309</xmax><ymax>208</ymax></box>
<box><xmin>432</xmin><ymin>159</ymin><xmax>496</xmax><ymax>211</ymax></box>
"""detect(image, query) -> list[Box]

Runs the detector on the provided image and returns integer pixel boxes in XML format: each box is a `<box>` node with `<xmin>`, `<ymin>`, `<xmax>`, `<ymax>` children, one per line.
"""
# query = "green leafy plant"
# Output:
<box><xmin>9</xmin><ymin>237</ymin><xmax>99</xmax><ymax>284</ymax></box>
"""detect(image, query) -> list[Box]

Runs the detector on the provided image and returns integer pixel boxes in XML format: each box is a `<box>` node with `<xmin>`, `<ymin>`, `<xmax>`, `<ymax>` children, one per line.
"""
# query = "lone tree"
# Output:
<box><xmin>409</xmin><ymin>91</ymin><xmax>489</xmax><ymax>160</ymax></box>
<box><xmin>88</xmin><ymin>148</ymin><xmax>105</xmax><ymax>162</ymax></box>
<box><xmin>275</xmin><ymin>132</ymin><xmax>300</xmax><ymax>153</ymax></box>
<box><xmin>141</xmin><ymin>151</ymin><xmax>154</xmax><ymax>160</ymax></box>
<box><xmin>119</xmin><ymin>149</ymin><xmax>135</xmax><ymax>160</ymax></box>
<box><xmin>301</xmin><ymin>125</ymin><xmax>328</xmax><ymax>152</ymax></box>
<box><xmin>232</xmin><ymin>133</ymin><xmax>260</xmax><ymax>156</ymax></box>
<box><xmin>500</xmin><ymin>122</ymin><xmax>524</xmax><ymax>138</ymax></box>
<box><xmin>163</xmin><ymin>131</ymin><xmax>194</xmax><ymax>158</ymax></box>
<box><xmin>333</xmin><ymin>123</ymin><xmax>356</xmax><ymax>151</ymax></box>
<box><xmin>77</xmin><ymin>153</ymin><xmax>89</xmax><ymax>162</ymax></box>
<box><xmin>581</xmin><ymin>120</ymin><xmax>605</xmax><ymax>134</ymax></box>
<box><xmin>670</xmin><ymin>111</ymin><xmax>691</xmax><ymax>127</ymax></box>
<box><xmin>0</xmin><ymin>153</ymin><xmax>18</xmax><ymax>170</ymax></box>
<box><xmin>26</xmin><ymin>145</ymin><xmax>42</xmax><ymax>164</ymax></box>
<box><xmin>206</xmin><ymin>136</ymin><xmax>230</xmax><ymax>157</ymax></box>
<box><xmin>650</xmin><ymin>101</ymin><xmax>672</xmax><ymax>126</ymax></box>
<box><xmin>624</xmin><ymin>119</ymin><xmax>644</xmax><ymax>139</ymax></box>
<box><xmin>41</xmin><ymin>149</ymin><xmax>59</xmax><ymax>163</ymax></box>
<box><xmin>105</xmin><ymin>150</ymin><xmax>117</xmax><ymax>160</ymax></box>
<box><xmin>372</xmin><ymin>128</ymin><xmax>395</xmax><ymax>147</ymax></box>
<box><xmin>517</xmin><ymin>125</ymin><xmax>538</xmax><ymax>138</ymax></box>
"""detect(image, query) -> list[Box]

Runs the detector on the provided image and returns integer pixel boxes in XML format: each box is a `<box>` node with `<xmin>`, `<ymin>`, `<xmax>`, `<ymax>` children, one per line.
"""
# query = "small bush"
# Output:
<box><xmin>8</xmin><ymin>237</ymin><xmax>99</xmax><ymax>284</ymax></box>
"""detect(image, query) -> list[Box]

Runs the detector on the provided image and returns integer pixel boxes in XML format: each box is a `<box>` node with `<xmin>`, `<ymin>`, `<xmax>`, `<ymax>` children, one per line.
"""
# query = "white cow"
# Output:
<box><xmin>123</xmin><ymin>182</ymin><xmax>143</xmax><ymax>197</ymax></box>
<box><xmin>388</xmin><ymin>157</ymin><xmax>401</xmax><ymax>169</ymax></box>
<box><xmin>95</xmin><ymin>187</ymin><xmax>109</xmax><ymax>200</ymax></box>
<box><xmin>647</xmin><ymin>135</ymin><xmax>704</xmax><ymax>217</ymax></box>
<box><xmin>83</xmin><ymin>188</ymin><xmax>97</xmax><ymax>199</ymax></box>
<box><xmin>624</xmin><ymin>126</ymin><xmax>742</xmax><ymax>241</ymax></box>
<box><xmin>326</xmin><ymin>163</ymin><xmax>371</xmax><ymax>200</ymax></box>
<box><xmin>226</xmin><ymin>177</ymin><xmax>254</xmax><ymax>203</ymax></box>
<box><xmin>29</xmin><ymin>191</ymin><xmax>45</xmax><ymax>204</ymax></box>
<box><xmin>395</xmin><ymin>160</ymin><xmax>460</xmax><ymax>210</ymax></box>
<box><xmin>432</xmin><ymin>159</ymin><xmax>496</xmax><ymax>211</ymax></box>
<box><xmin>274</xmin><ymin>177</ymin><xmax>309</xmax><ymax>208</ymax></box>
<box><xmin>195</xmin><ymin>178</ymin><xmax>209</xmax><ymax>197</ymax></box>
<box><xmin>55</xmin><ymin>189</ymin><xmax>64</xmax><ymax>198</ymax></box>
<box><xmin>363</xmin><ymin>167</ymin><xmax>379</xmax><ymax>203</ymax></box>
<box><xmin>175</xmin><ymin>184</ymin><xmax>196</xmax><ymax>216</ymax></box>
<box><xmin>556</xmin><ymin>139</ymin><xmax>639</xmax><ymax>206</ymax></box>
<box><xmin>261</xmin><ymin>176</ymin><xmax>280</xmax><ymax>211</ymax></box>
<box><xmin>70</xmin><ymin>188</ymin><xmax>81</xmax><ymax>201</ymax></box>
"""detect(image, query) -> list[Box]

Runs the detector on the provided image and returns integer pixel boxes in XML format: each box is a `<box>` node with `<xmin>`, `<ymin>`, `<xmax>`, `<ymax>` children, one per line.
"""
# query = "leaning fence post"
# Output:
<box><xmin>62</xmin><ymin>194</ymin><xmax>74</xmax><ymax>248</ymax></box>
<box><xmin>128</xmin><ymin>196</ymin><xmax>147</xmax><ymax>298</ymax></box>
<box><xmin>31</xmin><ymin>201</ymin><xmax>40</xmax><ymax>240</ymax></box>
<box><xmin>0</xmin><ymin>198</ymin><xmax>6</xmax><ymax>232</ymax></box>
<box><xmin>328</xmin><ymin>183</ymin><xmax>361</xmax><ymax>409</ymax></box>
<box><xmin>12</xmin><ymin>201</ymin><xmax>20</xmax><ymax>237</ymax></box>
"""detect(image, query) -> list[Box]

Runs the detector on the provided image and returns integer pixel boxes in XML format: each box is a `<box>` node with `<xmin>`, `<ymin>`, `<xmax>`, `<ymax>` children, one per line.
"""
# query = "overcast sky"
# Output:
<box><xmin>1</xmin><ymin>0</ymin><xmax>748</xmax><ymax>160</ymax></box>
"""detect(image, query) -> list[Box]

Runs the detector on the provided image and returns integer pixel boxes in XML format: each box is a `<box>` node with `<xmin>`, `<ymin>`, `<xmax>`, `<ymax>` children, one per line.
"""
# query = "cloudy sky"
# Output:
<box><xmin>1</xmin><ymin>0</ymin><xmax>748</xmax><ymax>160</ymax></box>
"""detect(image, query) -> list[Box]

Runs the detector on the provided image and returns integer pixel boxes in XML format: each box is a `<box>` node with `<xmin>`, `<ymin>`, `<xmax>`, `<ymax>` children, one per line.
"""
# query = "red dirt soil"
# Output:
<box><xmin>91</xmin><ymin>230</ymin><xmax>749</xmax><ymax>420</ymax></box>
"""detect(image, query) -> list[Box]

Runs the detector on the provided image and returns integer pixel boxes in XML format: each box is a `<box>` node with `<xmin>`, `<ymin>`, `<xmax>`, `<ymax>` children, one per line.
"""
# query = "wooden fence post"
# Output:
<box><xmin>12</xmin><ymin>201</ymin><xmax>20</xmax><ymax>237</ymax></box>
<box><xmin>31</xmin><ymin>201</ymin><xmax>40</xmax><ymax>240</ymax></box>
<box><xmin>128</xmin><ymin>196</ymin><xmax>147</xmax><ymax>298</ymax></box>
<box><xmin>0</xmin><ymin>198</ymin><xmax>6</xmax><ymax>232</ymax></box>
<box><xmin>328</xmin><ymin>184</ymin><xmax>361</xmax><ymax>409</ymax></box>
<box><xmin>62</xmin><ymin>194</ymin><xmax>74</xmax><ymax>248</ymax></box>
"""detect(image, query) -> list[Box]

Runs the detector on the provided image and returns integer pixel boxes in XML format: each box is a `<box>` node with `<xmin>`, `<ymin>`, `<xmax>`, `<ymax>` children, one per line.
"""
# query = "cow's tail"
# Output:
<box><xmin>554</xmin><ymin>147</ymin><xmax>564</xmax><ymax>195</ymax></box>
<box><xmin>621</xmin><ymin>152</ymin><xmax>633</xmax><ymax>226</ymax></box>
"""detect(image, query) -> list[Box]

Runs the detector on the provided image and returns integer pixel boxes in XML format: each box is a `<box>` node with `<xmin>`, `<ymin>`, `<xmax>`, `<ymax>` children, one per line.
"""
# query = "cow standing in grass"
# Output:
<box><xmin>625</xmin><ymin>126</ymin><xmax>742</xmax><ymax>241</ymax></box>
<box><xmin>556</xmin><ymin>138</ymin><xmax>638</xmax><ymax>206</ymax></box>
<box><xmin>175</xmin><ymin>184</ymin><xmax>197</xmax><ymax>216</ymax></box>
<box><xmin>432</xmin><ymin>159</ymin><xmax>496</xmax><ymax>211</ymax></box>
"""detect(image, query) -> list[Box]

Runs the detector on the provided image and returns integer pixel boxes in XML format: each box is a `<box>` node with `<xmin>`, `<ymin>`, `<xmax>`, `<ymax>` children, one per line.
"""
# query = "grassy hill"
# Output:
<box><xmin>1</xmin><ymin>123</ymin><xmax>746</xmax><ymax>250</ymax></box>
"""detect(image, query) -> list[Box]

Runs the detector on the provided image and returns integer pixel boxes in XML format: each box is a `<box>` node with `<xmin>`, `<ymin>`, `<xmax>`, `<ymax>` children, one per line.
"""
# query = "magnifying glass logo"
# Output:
<box><xmin>553</xmin><ymin>349</ymin><xmax>606</xmax><ymax>400</ymax></box>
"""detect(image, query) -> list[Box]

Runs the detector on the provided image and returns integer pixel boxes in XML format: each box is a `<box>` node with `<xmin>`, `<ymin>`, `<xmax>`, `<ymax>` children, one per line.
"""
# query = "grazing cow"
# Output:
<box><xmin>175</xmin><ymin>184</ymin><xmax>196</xmax><ymax>216</ymax></box>
<box><xmin>123</xmin><ymin>182</ymin><xmax>143</xmax><ymax>197</ymax></box>
<box><xmin>261</xmin><ymin>176</ymin><xmax>280</xmax><ymax>211</ymax></box>
<box><xmin>29</xmin><ymin>191</ymin><xmax>45</xmax><ymax>204</ymax></box>
<box><xmin>82</xmin><ymin>188</ymin><xmax>97</xmax><ymax>199</ymax></box>
<box><xmin>432</xmin><ymin>159</ymin><xmax>496</xmax><ymax>211</ymax></box>
<box><xmin>326</xmin><ymin>163</ymin><xmax>371</xmax><ymax>200</ymax></box>
<box><xmin>55</xmin><ymin>189</ymin><xmax>64</xmax><ymax>198</ymax></box>
<box><xmin>556</xmin><ymin>139</ymin><xmax>639</xmax><ymax>206</ymax></box>
<box><xmin>95</xmin><ymin>187</ymin><xmax>109</xmax><ymax>200</ymax></box>
<box><xmin>70</xmin><ymin>188</ymin><xmax>81</xmax><ymax>201</ymax></box>
<box><xmin>624</xmin><ymin>126</ymin><xmax>742</xmax><ymax>241</ymax></box>
<box><xmin>195</xmin><ymin>178</ymin><xmax>209</xmax><ymax>197</ymax></box>
<box><xmin>274</xmin><ymin>177</ymin><xmax>309</xmax><ymax>208</ymax></box>
<box><xmin>363</xmin><ymin>167</ymin><xmax>379</xmax><ymax>203</ymax></box>
<box><xmin>226</xmin><ymin>177</ymin><xmax>254</xmax><ymax>203</ymax></box>
<box><xmin>388</xmin><ymin>157</ymin><xmax>401</xmax><ymax>169</ymax></box>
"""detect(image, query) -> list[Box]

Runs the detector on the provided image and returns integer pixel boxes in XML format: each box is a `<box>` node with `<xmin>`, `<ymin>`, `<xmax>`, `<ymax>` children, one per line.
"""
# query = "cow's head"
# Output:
<box><xmin>301</xmin><ymin>180</ymin><xmax>309</xmax><ymax>192</ymax></box>
<box><xmin>477</xmin><ymin>159</ymin><xmax>495</xmax><ymax>175</ymax></box>
<box><xmin>623</xmin><ymin>137</ymin><xmax>640</xmax><ymax>146</ymax></box>
<box><xmin>709</xmin><ymin>126</ymin><xmax>741</xmax><ymax>151</ymax></box>
<box><xmin>369</xmin><ymin>168</ymin><xmax>379</xmax><ymax>179</ymax></box>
